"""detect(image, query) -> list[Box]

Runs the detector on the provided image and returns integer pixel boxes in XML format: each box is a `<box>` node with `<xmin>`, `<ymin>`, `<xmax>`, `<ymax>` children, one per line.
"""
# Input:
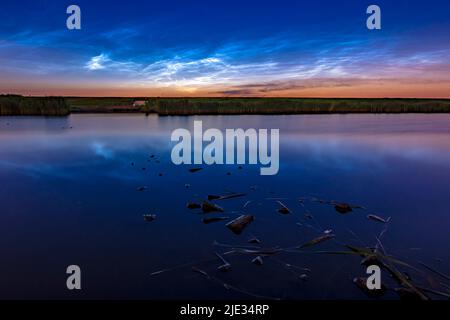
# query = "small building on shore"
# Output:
<box><xmin>133</xmin><ymin>100</ymin><xmax>146</xmax><ymax>107</ymax></box>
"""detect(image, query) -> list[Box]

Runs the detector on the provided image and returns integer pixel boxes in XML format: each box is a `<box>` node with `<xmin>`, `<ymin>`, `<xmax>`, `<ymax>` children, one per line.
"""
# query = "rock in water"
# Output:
<box><xmin>278</xmin><ymin>207</ymin><xmax>290</xmax><ymax>214</ymax></box>
<box><xmin>201</xmin><ymin>201</ymin><xmax>224</xmax><ymax>213</ymax></box>
<box><xmin>143</xmin><ymin>214</ymin><xmax>157</xmax><ymax>222</ymax></box>
<box><xmin>276</xmin><ymin>201</ymin><xmax>291</xmax><ymax>214</ymax></box>
<box><xmin>226</xmin><ymin>215</ymin><xmax>254</xmax><ymax>234</ymax></box>
<box><xmin>334</xmin><ymin>203</ymin><xmax>353</xmax><ymax>214</ymax></box>
<box><xmin>187</xmin><ymin>202</ymin><xmax>201</xmax><ymax>209</ymax></box>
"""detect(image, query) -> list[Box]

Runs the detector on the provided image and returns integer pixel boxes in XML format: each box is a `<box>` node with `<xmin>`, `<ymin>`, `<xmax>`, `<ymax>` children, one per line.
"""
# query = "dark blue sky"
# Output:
<box><xmin>1</xmin><ymin>0</ymin><xmax>449</xmax><ymax>97</ymax></box>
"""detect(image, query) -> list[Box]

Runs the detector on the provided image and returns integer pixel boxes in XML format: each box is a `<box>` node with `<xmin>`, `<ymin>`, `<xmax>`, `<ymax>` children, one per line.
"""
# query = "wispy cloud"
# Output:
<box><xmin>84</xmin><ymin>53</ymin><xmax>142</xmax><ymax>73</ymax></box>
<box><xmin>80</xmin><ymin>34</ymin><xmax>450</xmax><ymax>94</ymax></box>
<box><xmin>86</xmin><ymin>54</ymin><xmax>108</xmax><ymax>70</ymax></box>
<box><xmin>2</xmin><ymin>22</ymin><xmax>450</xmax><ymax>97</ymax></box>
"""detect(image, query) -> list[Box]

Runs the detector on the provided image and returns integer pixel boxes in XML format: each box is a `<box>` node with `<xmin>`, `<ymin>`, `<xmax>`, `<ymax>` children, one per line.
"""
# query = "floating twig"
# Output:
<box><xmin>367</xmin><ymin>214</ymin><xmax>391</xmax><ymax>224</ymax></box>
<box><xmin>418</xmin><ymin>262</ymin><xmax>450</xmax><ymax>282</ymax></box>
<box><xmin>298</xmin><ymin>234</ymin><xmax>335</xmax><ymax>249</ymax></box>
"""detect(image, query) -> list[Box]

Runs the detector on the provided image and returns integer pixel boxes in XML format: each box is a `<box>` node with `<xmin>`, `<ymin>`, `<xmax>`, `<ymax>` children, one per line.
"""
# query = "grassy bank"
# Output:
<box><xmin>0</xmin><ymin>95</ymin><xmax>69</xmax><ymax>116</ymax></box>
<box><xmin>144</xmin><ymin>98</ymin><xmax>450</xmax><ymax>115</ymax></box>
<box><xmin>1</xmin><ymin>96</ymin><xmax>450</xmax><ymax>116</ymax></box>
<box><xmin>67</xmin><ymin>97</ymin><xmax>142</xmax><ymax>113</ymax></box>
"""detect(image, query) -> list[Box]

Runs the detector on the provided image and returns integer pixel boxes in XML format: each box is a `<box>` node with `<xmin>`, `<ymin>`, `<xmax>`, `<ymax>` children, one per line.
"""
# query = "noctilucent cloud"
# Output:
<box><xmin>0</xmin><ymin>0</ymin><xmax>449</xmax><ymax>97</ymax></box>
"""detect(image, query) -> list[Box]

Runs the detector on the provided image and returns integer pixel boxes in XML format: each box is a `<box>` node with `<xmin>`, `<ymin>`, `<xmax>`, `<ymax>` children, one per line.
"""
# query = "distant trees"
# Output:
<box><xmin>0</xmin><ymin>95</ymin><xmax>70</xmax><ymax>115</ymax></box>
<box><xmin>145</xmin><ymin>97</ymin><xmax>450</xmax><ymax>115</ymax></box>
<box><xmin>1</xmin><ymin>95</ymin><xmax>449</xmax><ymax>116</ymax></box>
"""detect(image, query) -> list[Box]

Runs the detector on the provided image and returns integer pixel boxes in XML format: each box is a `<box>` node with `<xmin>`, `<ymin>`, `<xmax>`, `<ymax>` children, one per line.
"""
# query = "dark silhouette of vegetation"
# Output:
<box><xmin>67</xmin><ymin>97</ymin><xmax>141</xmax><ymax>113</ymax></box>
<box><xmin>0</xmin><ymin>95</ymin><xmax>69</xmax><ymax>116</ymax></box>
<box><xmin>144</xmin><ymin>97</ymin><xmax>450</xmax><ymax>115</ymax></box>
<box><xmin>1</xmin><ymin>95</ymin><xmax>450</xmax><ymax>115</ymax></box>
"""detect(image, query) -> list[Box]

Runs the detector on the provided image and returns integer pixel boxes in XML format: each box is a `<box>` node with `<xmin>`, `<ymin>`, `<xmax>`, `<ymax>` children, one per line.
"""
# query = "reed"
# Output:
<box><xmin>0</xmin><ymin>95</ymin><xmax>69</xmax><ymax>116</ymax></box>
<box><xmin>1</xmin><ymin>96</ymin><xmax>450</xmax><ymax>115</ymax></box>
<box><xmin>144</xmin><ymin>97</ymin><xmax>450</xmax><ymax>115</ymax></box>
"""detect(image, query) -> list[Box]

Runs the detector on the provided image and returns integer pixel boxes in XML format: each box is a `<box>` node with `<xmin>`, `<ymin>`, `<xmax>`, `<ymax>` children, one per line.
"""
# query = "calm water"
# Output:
<box><xmin>0</xmin><ymin>114</ymin><xmax>450</xmax><ymax>300</ymax></box>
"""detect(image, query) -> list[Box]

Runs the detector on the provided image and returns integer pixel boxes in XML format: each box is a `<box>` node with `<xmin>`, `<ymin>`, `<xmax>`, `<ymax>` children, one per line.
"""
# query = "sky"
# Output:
<box><xmin>0</xmin><ymin>0</ymin><xmax>449</xmax><ymax>97</ymax></box>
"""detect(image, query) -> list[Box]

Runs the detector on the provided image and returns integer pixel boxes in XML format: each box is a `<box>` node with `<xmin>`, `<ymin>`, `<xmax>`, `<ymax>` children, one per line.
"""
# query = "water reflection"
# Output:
<box><xmin>0</xmin><ymin>114</ymin><xmax>449</xmax><ymax>299</ymax></box>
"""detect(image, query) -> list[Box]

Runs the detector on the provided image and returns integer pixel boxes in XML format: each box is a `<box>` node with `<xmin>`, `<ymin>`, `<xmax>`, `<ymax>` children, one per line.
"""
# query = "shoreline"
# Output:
<box><xmin>1</xmin><ymin>96</ymin><xmax>450</xmax><ymax>116</ymax></box>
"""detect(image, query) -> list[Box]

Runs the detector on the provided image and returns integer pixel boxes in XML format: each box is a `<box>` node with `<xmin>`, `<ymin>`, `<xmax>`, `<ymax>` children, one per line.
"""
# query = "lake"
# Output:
<box><xmin>0</xmin><ymin>114</ymin><xmax>449</xmax><ymax>300</ymax></box>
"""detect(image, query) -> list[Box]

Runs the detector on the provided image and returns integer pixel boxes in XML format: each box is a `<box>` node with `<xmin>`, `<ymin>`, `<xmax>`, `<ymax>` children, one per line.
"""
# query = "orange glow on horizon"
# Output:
<box><xmin>2</xmin><ymin>81</ymin><xmax>449</xmax><ymax>99</ymax></box>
